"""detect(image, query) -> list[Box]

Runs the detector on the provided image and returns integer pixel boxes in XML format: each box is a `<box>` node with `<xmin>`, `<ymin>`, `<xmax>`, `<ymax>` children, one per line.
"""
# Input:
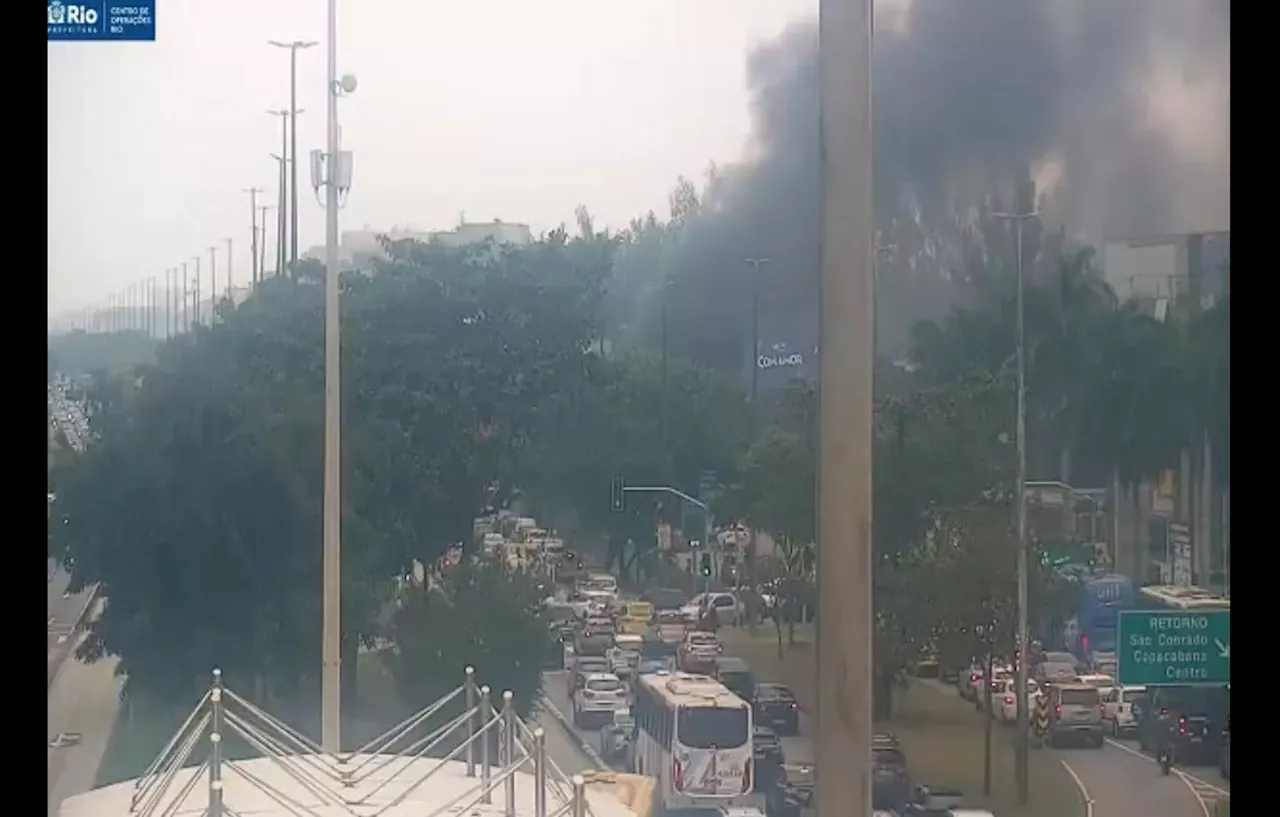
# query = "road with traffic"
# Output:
<box><xmin>544</xmin><ymin>649</ymin><xmax>1224</xmax><ymax>817</ymax></box>
<box><xmin>920</xmin><ymin>679</ymin><xmax>1223</xmax><ymax>817</ymax></box>
<box><xmin>47</xmin><ymin>572</ymin><xmax>122</xmax><ymax>817</ymax></box>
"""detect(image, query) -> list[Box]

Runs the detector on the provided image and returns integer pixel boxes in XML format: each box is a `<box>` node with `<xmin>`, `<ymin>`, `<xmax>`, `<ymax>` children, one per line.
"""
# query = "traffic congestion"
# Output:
<box><xmin>503</xmin><ymin>511</ymin><xmax>1232</xmax><ymax>817</ymax></box>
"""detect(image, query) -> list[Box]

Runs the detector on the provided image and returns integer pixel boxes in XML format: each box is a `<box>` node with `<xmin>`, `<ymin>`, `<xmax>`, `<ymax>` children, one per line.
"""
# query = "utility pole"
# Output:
<box><xmin>192</xmin><ymin>256</ymin><xmax>203</xmax><ymax>327</ymax></box>
<box><xmin>243</xmin><ymin>188</ymin><xmax>263</xmax><ymax>285</ymax></box>
<box><xmin>209</xmin><ymin>245</ymin><xmax>219</xmax><ymax>316</ymax></box>
<box><xmin>164</xmin><ymin>269</ymin><xmax>171</xmax><ymax>338</ymax></box>
<box><xmin>181</xmin><ymin>262</ymin><xmax>189</xmax><ymax>333</ymax></box>
<box><xmin>269</xmin><ymin>150</ymin><xmax>289</xmax><ymax>277</ymax></box>
<box><xmin>270</xmin><ymin>39</ymin><xmax>318</xmax><ymax>274</ymax></box>
<box><xmin>226</xmin><ymin>237</ymin><xmax>234</xmax><ymax>298</ymax></box>
<box><xmin>320</xmin><ymin>0</ymin><xmax>353</xmax><ymax>751</ymax></box>
<box><xmin>259</xmin><ymin>205</ymin><xmax>277</xmax><ymax>277</ymax></box>
<box><xmin>992</xmin><ymin>199</ymin><xmax>1038</xmax><ymax>807</ymax></box>
<box><xmin>817</xmin><ymin>1</ymin><xmax>874</xmax><ymax>816</ymax></box>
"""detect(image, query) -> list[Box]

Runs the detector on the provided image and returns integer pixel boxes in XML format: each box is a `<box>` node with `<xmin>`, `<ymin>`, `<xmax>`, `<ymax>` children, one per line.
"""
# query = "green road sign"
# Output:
<box><xmin>1117</xmin><ymin>610</ymin><xmax>1230</xmax><ymax>686</ymax></box>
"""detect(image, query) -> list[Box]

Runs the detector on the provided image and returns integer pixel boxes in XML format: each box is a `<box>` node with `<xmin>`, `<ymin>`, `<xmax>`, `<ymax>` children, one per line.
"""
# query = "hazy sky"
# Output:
<box><xmin>48</xmin><ymin>0</ymin><xmax>816</xmax><ymax>317</ymax></box>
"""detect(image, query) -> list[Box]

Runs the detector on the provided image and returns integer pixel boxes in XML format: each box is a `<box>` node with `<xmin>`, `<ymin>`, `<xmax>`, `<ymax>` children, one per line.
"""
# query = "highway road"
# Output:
<box><xmin>919</xmin><ymin>680</ymin><xmax>1225</xmax><ymax>817</ymax></box>
<box><xmin>47</xmin><ymin>589</ymin><xmax>122</xmax><ymax>817</ymax></box>
<box><xmin>47</xmin><ymin>567</ymin><xmax>94</xmax><ymax>686</ymax></box>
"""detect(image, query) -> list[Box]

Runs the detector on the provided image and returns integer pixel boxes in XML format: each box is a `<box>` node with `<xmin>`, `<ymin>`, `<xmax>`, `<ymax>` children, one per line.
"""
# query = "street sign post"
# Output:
<box><xmin>1117</xmin><ymin>610</ymin><xmax>1230</xmax><ymax>686</ymax></box>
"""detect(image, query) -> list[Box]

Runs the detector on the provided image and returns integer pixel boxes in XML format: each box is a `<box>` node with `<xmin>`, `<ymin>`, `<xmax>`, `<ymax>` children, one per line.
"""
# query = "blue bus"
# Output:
<box><xmin>1075</xmin><ymin>574</ymin><xmax>1137</xmax><ymax>659</ymax></box>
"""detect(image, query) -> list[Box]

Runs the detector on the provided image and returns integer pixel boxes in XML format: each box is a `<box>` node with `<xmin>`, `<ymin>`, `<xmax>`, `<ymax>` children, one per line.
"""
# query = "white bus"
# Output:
<box><xmin>633</xmin><ymin>672</ymin><xmax>755</xmax><ymax>811</ymax></box>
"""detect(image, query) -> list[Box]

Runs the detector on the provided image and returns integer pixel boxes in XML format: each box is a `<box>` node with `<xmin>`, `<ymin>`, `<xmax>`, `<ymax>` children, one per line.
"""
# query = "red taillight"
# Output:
<box><xmin>1005</xmin><ymin>696</ymin><xmax>1015</xmax><ymax>705</ymax></box>
<box><xmin>1054</xmin><ymin>705</ymin><xmax>1062</xmax><ymax>717</ymax></box>
<box><xmin>970</xmin><ymin>674</ymin><xmax>978</xmax><ymax>682</ymax></box>
<box><xmin>672</xmin><ymin>759</ymin><xmax>683</xmax><ymax>791</ymax></box>
<box><xmin>1100</xmin><ymin>705</ymin><xmax>1107</xmax><ymax>716</ymax></box>
<box><xmin>1178</xmin><ymin>717</ymin><xmax>1187</xmax><ymax>735</ymax></box>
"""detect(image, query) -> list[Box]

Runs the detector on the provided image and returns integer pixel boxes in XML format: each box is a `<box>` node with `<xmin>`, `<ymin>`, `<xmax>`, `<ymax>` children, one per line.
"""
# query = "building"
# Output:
<box><xmin>1102</xmin><ymin>231</ymin><xmax>1230</xmax><ymax>320</ymax></box>
<box><xmin>1102</xmin><ymin>231</ymin><xmax>1230</xmax><ymax>593</ymax></box>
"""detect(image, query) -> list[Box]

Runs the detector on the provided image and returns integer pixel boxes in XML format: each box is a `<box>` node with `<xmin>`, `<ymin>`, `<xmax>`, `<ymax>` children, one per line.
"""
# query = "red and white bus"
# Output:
<box><xmin>633</xmin><ymin>672</ymin><xmax>755</xmax><ymax>811</ymax></box>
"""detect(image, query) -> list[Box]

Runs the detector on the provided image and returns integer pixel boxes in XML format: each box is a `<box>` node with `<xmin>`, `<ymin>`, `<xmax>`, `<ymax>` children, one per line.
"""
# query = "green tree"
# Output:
<box><xmin>49</xmin><ymin>236</ymin><xmax>612</xmax><ymax>704</ymax></box>
<box><xmin>385</xmin><ymin>556</ymin><xmax>550</xmax><ymax>717</ymax></box>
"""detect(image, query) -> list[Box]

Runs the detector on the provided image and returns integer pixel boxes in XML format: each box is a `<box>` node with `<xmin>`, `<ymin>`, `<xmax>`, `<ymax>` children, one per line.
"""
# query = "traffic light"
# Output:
<box><xmin>609</xmin><ymin>476</ymin><xmax>625</xmax><ymax>512</ymax></box>
<box><xmin>700</xmin><ymin>553</ymin><xmax>712</xmax><ymax>577</ymax></box>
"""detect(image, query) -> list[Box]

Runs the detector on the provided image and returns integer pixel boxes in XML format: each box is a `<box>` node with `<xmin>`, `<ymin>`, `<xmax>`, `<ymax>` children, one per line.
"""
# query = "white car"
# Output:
<box><xmin>573</xmin><ymin>673</ymin><xmax>629</xmax><ymax>727</ymax></box>
<box><xmin>1101</xmin><ymin>685</ymin><xmax>1146</xmax><ymax>737</ymax></box>
<box><xmin>993</xmin><ymin>678</ymin><xmax>1041</xmax><ymax>724</ymax></box>
<box><xmin>679</xmin><ymin>592</ymin><xmax>742</xmax><ymax>625</ymax></box>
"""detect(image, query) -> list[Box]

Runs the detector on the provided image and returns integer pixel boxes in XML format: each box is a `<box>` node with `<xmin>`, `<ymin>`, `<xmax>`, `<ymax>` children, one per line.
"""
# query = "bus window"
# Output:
<box><xmin>676</xmin><ymin>706</ymin><xmax>749</xmax><ymax>749</ymax></box>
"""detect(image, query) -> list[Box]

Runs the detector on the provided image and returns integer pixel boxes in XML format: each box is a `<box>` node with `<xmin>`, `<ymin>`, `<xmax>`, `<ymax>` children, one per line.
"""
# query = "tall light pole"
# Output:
<box><xmin>209</xmin><ymin>245</ymin><xmax>219</xmax><ymax>316</ymax></box>
<box><xmin>243</xmin><ymin>188</ymin><xmax>264</xmax><ymax>285</ymax></box>
<box><xmin>320</xmin><ymin>0</ymin><xmax>354</xmax><ymax>754</ymax></box>
<box><xmin>992</xmin><ymin>203</ymin><xmax>1038</xmax><ymax>806</ymax></box>
<box><xmin>192</xmin><ymin>256</ymin><xmax>203</xmax><ymax>327</ymax></box>
<box><xmin>817</xmin><ymin>0</ymin><xmax>874</xmax><ymax>816</ymax></box>
<box><xmin>267</xmin><ymin>129</ymin><xmax>290</xmax><ymax>277</ymax></box>
<box><xmin>270</xmin><ymin>39</ymin><xmax>318</xmax><ymax>275</ymax></box>
<box><xmin>259</xmin><ymin>204</ymin><xmax>277</xmax><ymax>277</ymax></box>
<box><xmin>226</xmin><ymin>237</ymin><xmax>234</xmax><ymax>299</ymax></box>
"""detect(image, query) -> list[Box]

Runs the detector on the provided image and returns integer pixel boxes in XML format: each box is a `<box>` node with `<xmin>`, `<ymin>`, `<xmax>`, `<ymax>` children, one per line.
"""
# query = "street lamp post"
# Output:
<box><xmin>992</xmin><ymin>204</ymin><xmax>1039</xmax><ymax>806</ymax></box>
<box><xmin>269</xmin><ymin>40</ymin><xmax>318</xmax><ymax>275</ymax></box>
<box><xmin>319</xmin><ymin>0</ymin><xmax>355</xmax><ymax>754</ymax></box>
<box><xmin>243</xmin><ymin>188</ymin><xmax>264</xmax><ymax>285</ymax></box>
<box><xmin>259</xmin><ymin>204</ymin><xmax>277</xmax><ymax>277</ymax></box>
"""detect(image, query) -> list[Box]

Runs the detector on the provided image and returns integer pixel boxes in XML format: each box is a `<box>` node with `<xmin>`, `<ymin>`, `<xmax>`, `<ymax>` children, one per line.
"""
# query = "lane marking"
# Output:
<box><xmin>1176</xmin><ymin>770</ymin><xmax>1215</xmax><ymax>817</ymax></box>
<box><xmin>1104</xmin><ymin>738</ymin><xmax>1229</xmax><ymax>797</ymax></box>
<box><xmin>1059</xmin><ymin>759</ymin><xmax>1094</xmax><ymax>817</ymax></box>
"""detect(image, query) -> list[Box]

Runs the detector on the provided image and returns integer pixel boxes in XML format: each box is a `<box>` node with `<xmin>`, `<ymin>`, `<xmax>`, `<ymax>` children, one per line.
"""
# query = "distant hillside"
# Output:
<box><xmin>48</xmin><ymin>331</ymin><xmax>158</xmax><ymax>378</ymax></box>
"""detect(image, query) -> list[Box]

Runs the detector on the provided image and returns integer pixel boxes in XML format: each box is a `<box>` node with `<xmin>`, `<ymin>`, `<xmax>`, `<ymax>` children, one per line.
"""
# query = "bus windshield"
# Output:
<box><xmin>676</xmin><ymin>706</ymin><xmax>749</xmax><ymax>749</ymax></box>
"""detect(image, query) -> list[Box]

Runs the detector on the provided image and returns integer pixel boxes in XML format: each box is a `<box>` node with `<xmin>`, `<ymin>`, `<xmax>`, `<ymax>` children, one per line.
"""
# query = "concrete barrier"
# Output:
<box><xmin>47</xmin><ymin>584</ymin><xmax>100</xmax><ymax>691</ymax></box>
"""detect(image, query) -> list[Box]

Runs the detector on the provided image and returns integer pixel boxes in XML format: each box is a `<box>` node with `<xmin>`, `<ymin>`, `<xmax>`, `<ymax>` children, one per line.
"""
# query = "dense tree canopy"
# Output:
<box><xmin>47</xmin><ymin>171</ymin><xmax>1227</xmax><ymax>731</ymax></box>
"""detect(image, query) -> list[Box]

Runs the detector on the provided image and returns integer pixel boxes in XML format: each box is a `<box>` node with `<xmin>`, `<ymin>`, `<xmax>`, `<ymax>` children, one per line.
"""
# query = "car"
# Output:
<box><xmin>753</xmin><ymin>724</ymin><xmax>784</xmax><ymax>782</ymax></box>
<box><xmin>766</xmin><ymin>763</ymin><xmax>814</xmax><ymax>817</ymax></box>
<box><xmin>1046</xmin><ymin>683</ymin><xmax>1105</xmax><ymax>748</ymax></box>
<box><xmin>1137</xmin><ymin>685</ymin><xmax>1228</xmax><ymax>765</ymax></box>
<box><xmin>1100</xmin><ymin>684</ymin><xmax>1146</xmax><ymax>737</ymax></box>
<box><xmin>654</xmin><ymin>609</ymin><xmax>688</xmax><ymax>646</ymax></box>
<box><xmin>567</xmin><ymin>656</ymin><xmax>610</xmax><ymax>697</ymax></box>
<box><xmin>755</xmin><ymin>682</ymin><xmax>801</xmax><ymax>736</ymax></box>
<box><xmin>679</xmin><ymin>630</ymin><xmax>721</xmax><ymax>673</ymax></box>
<box><xmin>573</xmin><ymin>672</ymin><xmax>629</xmax><ymax>728</ymax></box>
<box><xmin>1006</xmin><ymin>679</ymin><xmax>1042</xmax><ymax>725</ymax></box>
<box><xmin>680</xmin><ymin>591</ymin><xmax>743</xmax><ymax>625</ymax></box>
